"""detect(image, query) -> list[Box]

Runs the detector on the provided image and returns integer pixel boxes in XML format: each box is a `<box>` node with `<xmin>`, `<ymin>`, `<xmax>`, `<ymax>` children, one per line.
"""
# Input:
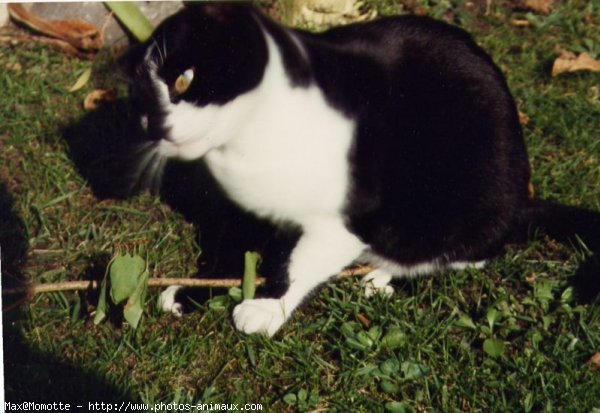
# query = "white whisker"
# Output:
<box><xmin>161</xmin><ymin>34</ymin><xmax>168</xmax><ymax>64</ymax></box>
<box><xmin>126</xmin><ymin>143</ymin><xmax>158</xmax><ymax>193</ymax></box>
<box><xmin>150</xmin><ymin>156</ymin><xmax>168</xmax><ymax>194</ymax></box>
<box><xmin>138</xmin><ymin>150</ymin><xmax>160</xmax><ymax>189</ymax></box>
<box><xmin>132</xmin><ymin>141</ymin><xmax>156</xmax><ymax>157</ymax></box>
<box><xmin>152</xmin><ymin>37</ymin><xmax>165</xmax><ymax>66</ymax></box>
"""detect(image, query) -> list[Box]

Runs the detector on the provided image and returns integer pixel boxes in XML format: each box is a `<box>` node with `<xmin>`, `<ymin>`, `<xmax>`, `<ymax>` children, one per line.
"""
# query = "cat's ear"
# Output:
<box><xmin>183</xmin><ymin>1</ymin><xmax>252</xmax><ymax>22</ymax></box>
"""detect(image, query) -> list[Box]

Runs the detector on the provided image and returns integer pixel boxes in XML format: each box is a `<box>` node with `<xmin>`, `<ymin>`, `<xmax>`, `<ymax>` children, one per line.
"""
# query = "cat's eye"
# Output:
<box><xmin>174</xmin><ymin>68</ymin><xmax>194</xmax><ymax>95</ymax></box>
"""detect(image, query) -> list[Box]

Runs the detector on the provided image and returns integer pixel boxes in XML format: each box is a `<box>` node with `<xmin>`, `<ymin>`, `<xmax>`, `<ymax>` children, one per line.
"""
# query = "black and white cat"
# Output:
<box><xmin>126</xmin><ymin>2</ymin><xmax>600</xmax><ymax>336</ymax></box>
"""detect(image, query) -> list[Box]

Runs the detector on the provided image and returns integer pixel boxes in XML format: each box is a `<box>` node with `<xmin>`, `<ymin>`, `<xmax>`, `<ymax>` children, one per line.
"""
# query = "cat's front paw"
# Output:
<box><xmin>159</xmin><ymin>286</ymin><xmax>184</xmax><ymax>317</ymax></box>
<box><xmin>233</xmin><ymin>298</ymin><xmax>287</xmax><ymax>336</ymax></box>
<box><xmin>361</xmin><ymin>269</ymin><xmax>394</xmax><ymax>297</ymax></box>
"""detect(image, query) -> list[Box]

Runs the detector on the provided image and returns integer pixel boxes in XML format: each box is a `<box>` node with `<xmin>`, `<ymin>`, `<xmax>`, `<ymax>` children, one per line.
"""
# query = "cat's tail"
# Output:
<box><xmin>514</xmin><ymin>199</ymin><xmax>600</xmax><ymax>302</ymax></box>
<box><xmin>515</xmin><ymin>199</ymin><xmax>600</xmax><ymax>253</ymax></box>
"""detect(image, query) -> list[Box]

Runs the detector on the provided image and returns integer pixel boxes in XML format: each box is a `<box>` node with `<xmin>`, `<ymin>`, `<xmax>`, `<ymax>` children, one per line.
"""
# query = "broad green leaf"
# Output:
<box><xmin>380</xmin><ymin>358</ymin><xmax>400</xmax><ymax>375</ymax></box>
<box><xmin>385</xmin><ymin>401</ymin><xmax>413</xmax><ymax>413</ymax></box>
<box><xmin>560</xmin><ymin>287</ymin><xmax>573</xmax><ymax>303</ymax></box>
<box><xmin>455</xmin><ymin>314</ymin><xmax>477</xmax><ymax>330</ymax></box>
<box><xmin>534</xmin><ymin>279</ymin><xmax>555</xmax><ymax>305</ymax></box>
<box><xmin>380</xmin><ymin>327</ymin><xmax>407</xmax><ymax>349</ymax></box>
<box><xmin>283</xmin><ymin>393</ymin><xmax>297</xmax><ymax>405</ymax></box>
<box><xmin>486</xmin><ymin>308</ymin><xmax>500</xmax><ymax>332</ymax></box>
<box><xmin>367</xmin><ymin>325</ymin><xmax>382</xmax><ymax>342</ymax></box>
<box><xmin>123</xmin><ymin>266</ymin><xmax>149</xmax><ymax>329</ymax></box>
<box><xmin>208</xmin><ymin>295</ymin><xmax>228</xmax><ymax>311</ymax></box>
<box><xmin>401</xmin><ymin>361</ymin><xmax>429</xmax><ymax>380</ymax></box>
<box><xmin>228</xmin><ymin>286</ymin><xmax>243</xmax><ymax>302</ymax></box>
<box><xmin>110</xmin><ymin>253</ymin><xmax>147</xmax><ymax>304</ymax></box>
<box><xmin>345</xmin><ymin>337</ymin><xmax>370</xmax><ymax>351</ymax></box>
<box><xmin>340</xmin><ymin>321</ymin><xmax>360</xmax><ymax>338</ymax></box>
<box><xmin>242</xmin><ymin>251</ymin><xmax>261</xmax><ymax>300</ymax></box>
<box><xmin>483</xmin><ymin>338</ymin><xmax>505</xmax><ymax>358</ymax></box>
<box><xmin>530</xmin><ymin>330</ymin><xmax>543</xmax><ymax>347</ymax></box>
<box><xmin>380</xmin><ymin>380</ymin><xmax>401</xmax><ymax>395</ymax></box>
<box><xmin>104</xmin><ymin>2</ymin><xmax>154</xmax><ymax>43</ymax></box>
<box><xmin>356</xmin><ymin>331</ymin><xmax>374</xmax><ymax>348</ymax></box>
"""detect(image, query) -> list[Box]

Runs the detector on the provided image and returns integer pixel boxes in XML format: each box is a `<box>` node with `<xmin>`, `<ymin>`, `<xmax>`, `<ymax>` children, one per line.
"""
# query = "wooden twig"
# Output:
<box><xmin>3</xmin><ymin>277</ymin><xmax>264</xmax><ymax>296</ymax></box>
<box><xmin>339</xmin><ymin>264</ymin><xmax>373</xmax><ymax>278</ymax></box>
<box><xmin>2</xmin><ymin>265</ymin><xmax>375</xmax><ymax>297</ymax></box>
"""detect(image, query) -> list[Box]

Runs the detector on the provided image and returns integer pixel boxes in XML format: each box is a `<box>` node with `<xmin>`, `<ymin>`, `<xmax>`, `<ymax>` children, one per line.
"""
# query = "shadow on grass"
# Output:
<box><xmin>1</xmin><ymin>182</ymin><xmax>134</xmax><ymax>403</ymax></box>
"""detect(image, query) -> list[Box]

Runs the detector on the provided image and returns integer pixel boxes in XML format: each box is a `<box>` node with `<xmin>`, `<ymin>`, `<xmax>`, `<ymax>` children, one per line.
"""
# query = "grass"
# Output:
<box><xmin>1</xmin><ymin>0</ymin><xmax>599</xmax><ymax>411</ymax></box>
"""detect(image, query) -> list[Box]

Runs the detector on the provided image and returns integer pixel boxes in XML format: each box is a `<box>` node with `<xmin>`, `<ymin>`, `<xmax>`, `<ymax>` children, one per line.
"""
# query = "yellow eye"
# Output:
<box><xmin>174</xmin><ymin>68</ymin><xmax>194</xmax><ymax>94</ymax></box>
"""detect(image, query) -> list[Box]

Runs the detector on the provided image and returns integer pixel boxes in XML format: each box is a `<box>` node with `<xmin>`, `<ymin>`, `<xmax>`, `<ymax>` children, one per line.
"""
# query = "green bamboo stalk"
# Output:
<box><xmin>105</xmin><ymin>2</ymin><xmax>154</xmax><ymax>43</ymax></box>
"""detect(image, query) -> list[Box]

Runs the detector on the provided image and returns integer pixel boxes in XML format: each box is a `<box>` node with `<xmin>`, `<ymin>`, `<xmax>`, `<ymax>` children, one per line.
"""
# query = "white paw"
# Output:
<box><xmin>448</xmin><ymin>260</ymin><xmax>487</xmax><ymax>271</ymax></box>
<box><xmin>233</xmin><ymin>298</ymin><xmax>287</xmax><ymax>337</ymax></box>
<box><xmin>361</xmin><ymin>269</ymin><xmax>394</xmax><ymax>298</ymax></box>
<box><xmin>159</xmin><ymin>286</ymin><xmax>183</xmax><ymax>317</ymax></box>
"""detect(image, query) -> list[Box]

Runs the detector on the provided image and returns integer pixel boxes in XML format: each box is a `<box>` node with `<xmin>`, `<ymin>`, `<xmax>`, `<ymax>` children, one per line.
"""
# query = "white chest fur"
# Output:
<box><xmin>203</xmin><ymin>32</ymin><xmax>356</xmax><ymax>226</ymax></box>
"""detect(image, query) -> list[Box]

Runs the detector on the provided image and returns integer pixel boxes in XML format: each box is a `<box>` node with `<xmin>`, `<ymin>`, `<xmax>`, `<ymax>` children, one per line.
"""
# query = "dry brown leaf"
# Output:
<box><xmin>84</xmin><ymin>89</ymin><xmax>117</xmax><ymax>110</ymax></box>
<box><xmin>0</xmin><ymin>33</ymin><xmax>91</xmax><ymax>58</ymax></box>
<box><xmin>356</xmin><ymin>313</ymin><xmax>371</xmax><ymax>328</ymax></box>
<box><xmin>7</xmin><ymin>3</ymin><xmax>102</xmax><ymax>52</ymax></box>
<box><xmin>525</xmin><ymin>273</ymin><xmax>537</xmax><ymax>283</ymax></box>
<box><xmin>588</xmin><ymin>352</ymin><xmax>600</xmax><ymax>370</ymax></box>
<box><xmin>5</xmin><ymin>62</ymin><xmax>22</xmax><ymax>72</ymax></box>
<box><xmin>511</xmin><ymin>19</ymin><xmax>531</xmax><ymax>27</ymax></box>
<box><xmin>527</xmin><ymin>181</ymin><xmax>535</xmax><ymax>199</ymax></box>
<box><xmin>584</xmin><ymin>11</ymin><xmax>594</xmax><ymax>25</ymax></box>
<box><xmin>518</xmin><ymin>110</ymin><xmax>530</xmax><ymax>125</ymax></box>
<box><xmin>552</xmin><ymin>51</ymin><xmax>600</xmax><ymax>77</ymax></box>
<box><xmin>524</xmin><ymin>0</ymin><xmax>554</xmax><ymax>13</ymax></box>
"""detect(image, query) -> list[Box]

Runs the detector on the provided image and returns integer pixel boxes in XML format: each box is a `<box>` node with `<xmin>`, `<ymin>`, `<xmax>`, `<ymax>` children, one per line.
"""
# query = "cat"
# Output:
<box><xmin>125</xmin><ymin>2</ymin><xmax>600</xmax><ymax>336</ymax></box>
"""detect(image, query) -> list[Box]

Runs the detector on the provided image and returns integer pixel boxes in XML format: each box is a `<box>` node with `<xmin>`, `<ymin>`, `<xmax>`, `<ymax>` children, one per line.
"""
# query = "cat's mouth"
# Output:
<box><xmin>156</xmin><ymin>135</ymin><xmax>213</xmax><ymax>162</ymax></box>
<box><xmin>136</xmin><ymin>115</ymin><xmax>199</xmax><ymax>161</ymax></box>
<box><xmin>157</xmin><ymin>139</ymin><xmax>194</xmax><ymax>160</ymax></box>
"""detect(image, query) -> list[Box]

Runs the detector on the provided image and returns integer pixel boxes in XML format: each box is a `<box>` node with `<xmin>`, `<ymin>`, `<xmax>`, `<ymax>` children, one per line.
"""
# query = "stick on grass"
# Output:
<box><xmin>2</xmin><ymin>266</ymin><xmax>374</xmax><ymax>297</ymax></box>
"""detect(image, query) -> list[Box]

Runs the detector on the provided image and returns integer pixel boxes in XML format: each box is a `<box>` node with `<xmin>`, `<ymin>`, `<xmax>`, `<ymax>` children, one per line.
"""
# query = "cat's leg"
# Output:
<box><xmin>233</xmin><ymin>219</ymin><xmax>366</xmax><ymax>336</ymax></box>
<box><xmin>159</xmin><ymin>286</ymin><xmax>184</xmax><ymax>316</ymax></box>
<box><xmin>359</xmin><ymin>260</ymin><xmax>489</xmax><ymax>298</ymax></box>
<box><xmin>361</xmin><ymin>268</ymin><xmax>394</xmax><ymax>297</ymax></box>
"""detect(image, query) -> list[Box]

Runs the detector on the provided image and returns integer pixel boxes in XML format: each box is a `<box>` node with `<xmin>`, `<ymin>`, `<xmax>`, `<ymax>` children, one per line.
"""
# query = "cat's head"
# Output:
<box><xmin>125</xmin><ymin>2</ymin><xmax>267</xmax><ymax>163</ymax></box>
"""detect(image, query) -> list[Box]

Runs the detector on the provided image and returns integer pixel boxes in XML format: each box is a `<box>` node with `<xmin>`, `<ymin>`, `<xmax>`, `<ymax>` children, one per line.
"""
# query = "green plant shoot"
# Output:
<box><xmin>242</xmin><ymin>251</ymin><xmax>261</xmax><ymax>300</ymax></box>
<box><xmin>105</xmin><ymin>2</ymin><xmax>154</xmax><ymax>43</ymax></box>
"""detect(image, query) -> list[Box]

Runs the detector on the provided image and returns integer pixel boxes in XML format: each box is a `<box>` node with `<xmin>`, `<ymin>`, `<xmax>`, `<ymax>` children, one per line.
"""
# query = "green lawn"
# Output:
<box><xmin>1</xmin><ymin>1</ymin><xmax>599</xmax><ymax>411</ymax></box>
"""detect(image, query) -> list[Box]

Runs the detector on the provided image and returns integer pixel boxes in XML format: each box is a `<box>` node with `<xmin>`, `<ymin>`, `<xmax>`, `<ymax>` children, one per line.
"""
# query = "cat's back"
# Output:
<box><xmin>304</xmin><ymin>15</ymin><xmax>488</xmax><ymax>66</ymax></box>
